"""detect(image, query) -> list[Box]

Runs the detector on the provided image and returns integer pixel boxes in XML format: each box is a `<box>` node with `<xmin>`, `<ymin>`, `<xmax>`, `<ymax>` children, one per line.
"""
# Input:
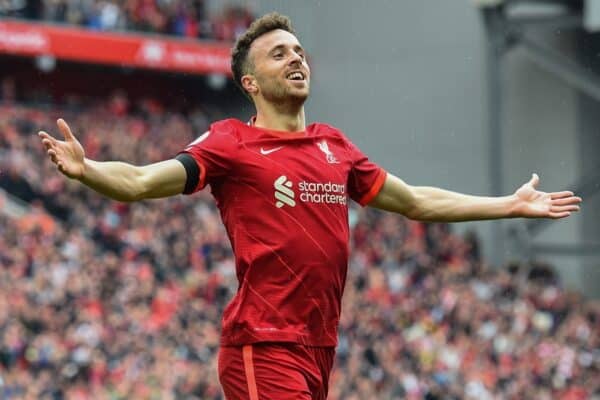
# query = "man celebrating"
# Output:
<box><xmin>39</xmin><ymin>12</ymin><xmax>581</xmax><ymax>400</ymax></box>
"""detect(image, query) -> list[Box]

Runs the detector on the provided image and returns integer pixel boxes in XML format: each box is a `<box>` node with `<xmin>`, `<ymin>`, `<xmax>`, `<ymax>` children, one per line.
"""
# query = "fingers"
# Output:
<box><xmin>57</xmin><ymin>162</ymin><xmax>67</xmax><ymax>174</ymax></box>
<box><xmin>41</xmin><ymin>138</ymin><xmax>55</xmax><ymax>151</ymax></box>
<box><xmin>549</xmin><ymin>212</ymin><xmax>571</xmax><ymax>219</ymax></box>
<box><xmin>550</xmin><ymin>191</ymin><xmax>576</xmax><ymax>200</ymax></box>
<box><xmin>547</xmin><ymin>194</ymin><xmax>582</xmax><ymax>218</ymax></box>
<box><xmin>47</xmin><ymin>148</ymin><xmax>58</xmax><ymax>164</ymax></box>
<box><xmin>552</xmin><ymin>196</ymin><xmax>582</xmax><ymax>206</ymax></box>
<box><xmin>39</xmin><ymin>130</ymin><xmax>61</xmax><ymax>162</ymax></box>
<box><xmin>57</xmin><ymin>118</ymin><xmax>76</xmax><ymax>141</ymax></box>
<box><xmin>38</xmin><ymin>131</ymin><xmax>57</xmax><ymax>147</ymax></box>
<box><xmin>39</xmin><ymin>124</ymin><xmax>69</xmax><ymax>163</ymax></box>
<box><xmin>39</xmin><ymin>131</ymin><xmax>58</xmax><ymax>162</ymax></box>
<box><xmin>551</xmin><ymin>204</ymin><xmax>580</xmax><ymax>213</ymax></box>
<box><xmin>39</xmin><ymin>125</ymin><xmax>71</xmax><ymax>170</ymax></box>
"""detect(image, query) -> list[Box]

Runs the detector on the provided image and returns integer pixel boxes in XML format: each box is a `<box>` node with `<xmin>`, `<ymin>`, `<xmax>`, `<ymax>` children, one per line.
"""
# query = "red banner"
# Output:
<box><xmin>0</xmin><ymin>20</ymin><xmax>232</xmax><ymax>76</ymax></box>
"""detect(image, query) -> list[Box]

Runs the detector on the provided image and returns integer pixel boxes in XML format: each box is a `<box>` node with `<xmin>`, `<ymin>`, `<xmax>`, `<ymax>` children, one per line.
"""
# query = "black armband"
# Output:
<box><xmin>175</xmin><ymin>154</ymin><xmax>200</xmax><ymax>194</ymax></box>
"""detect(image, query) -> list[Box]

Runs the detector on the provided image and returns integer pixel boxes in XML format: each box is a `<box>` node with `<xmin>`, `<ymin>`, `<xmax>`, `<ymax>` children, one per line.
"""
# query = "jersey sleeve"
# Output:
<box><xmin>344</xmin><ymin>137</ymin><xmax>387</xmax><ymax>206</ymax></box>
<box><xmin>176</xmin><ymin>122</ymin><xmax>237</xmax><ymax>194</ymax></box>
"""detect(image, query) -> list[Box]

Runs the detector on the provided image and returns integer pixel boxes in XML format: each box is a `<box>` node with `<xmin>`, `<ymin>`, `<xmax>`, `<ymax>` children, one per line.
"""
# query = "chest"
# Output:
<box><xmin>232</xmin><ymin>137</ymin><xmax>351</xmax><ymax>209</ymax></box>
<box><xmin>241</xmin><ymin>136</ymin><xmax>348</xmax><ymax>178</ymax></box>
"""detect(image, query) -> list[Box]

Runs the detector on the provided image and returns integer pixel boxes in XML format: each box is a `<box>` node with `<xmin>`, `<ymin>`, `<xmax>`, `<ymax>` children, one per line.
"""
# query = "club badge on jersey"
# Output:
<box><xmin>317</xmin><ymin>140</ymin><xmax>340</xmax><ymax>164</ymax></box>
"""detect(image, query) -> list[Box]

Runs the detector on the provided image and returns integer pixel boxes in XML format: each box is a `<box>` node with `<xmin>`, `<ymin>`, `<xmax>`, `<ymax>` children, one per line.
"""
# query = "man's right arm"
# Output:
<box><xmin>39</xmin><ymin>118</ymin><xmax>190</xmax><ymax>202</ymax></box>
<box><xmin>80</xmin><ymin>159</ymin><xmax>187</xmax><ymax>202</ymax></box>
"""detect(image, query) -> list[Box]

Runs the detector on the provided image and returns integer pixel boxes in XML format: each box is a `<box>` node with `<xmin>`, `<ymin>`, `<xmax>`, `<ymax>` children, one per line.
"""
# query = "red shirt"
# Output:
<box><xmin>180</xmin><ymin>118</ymin><xmax>386</xmax><ymax>346</ymax></box>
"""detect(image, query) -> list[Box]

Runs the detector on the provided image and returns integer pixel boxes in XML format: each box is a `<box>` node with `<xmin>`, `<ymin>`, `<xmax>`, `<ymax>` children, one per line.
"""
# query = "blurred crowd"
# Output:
<box><xmin>0</xmin><ymin>97</ymin><xmax>598</xmax><ymax>399</ymax></box>
<box><xmin>0</xmin><ymin>0</ymin><xmax>254</xmax><ymax>41</ymax></box>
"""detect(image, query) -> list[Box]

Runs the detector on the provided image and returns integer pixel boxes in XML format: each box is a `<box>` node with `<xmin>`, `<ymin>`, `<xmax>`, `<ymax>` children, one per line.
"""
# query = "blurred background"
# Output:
<box><xmin>0</xmin><ymin>0</ymin><xmax>598</xmax><ymax>399</ymax></box>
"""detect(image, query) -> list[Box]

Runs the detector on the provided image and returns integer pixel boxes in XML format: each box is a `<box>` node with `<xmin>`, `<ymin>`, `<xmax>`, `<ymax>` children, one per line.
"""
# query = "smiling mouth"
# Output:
<box><xmin>286</xmin><ymin>71</ymin><xmax>306</xmax><ymax>81</ymax></box>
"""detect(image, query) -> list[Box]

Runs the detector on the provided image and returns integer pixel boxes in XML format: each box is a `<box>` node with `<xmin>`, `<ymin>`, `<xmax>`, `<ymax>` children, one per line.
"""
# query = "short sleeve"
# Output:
<box><xmin>176</xmin><ymin>122</ymin><xmax>237</xmax><ymax>194</ymax></box>
<box><xmin>345</xmin><ymin>138</ymin><xmax>386</xmax><ymax>206</ymax></box>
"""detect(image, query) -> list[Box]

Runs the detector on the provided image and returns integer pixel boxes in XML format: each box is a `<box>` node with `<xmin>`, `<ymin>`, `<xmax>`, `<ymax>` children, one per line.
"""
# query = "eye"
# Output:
<box><xmin>273</xmin><ymin>53</ymin><xmax>283</xmax><ymax>59</ymax></box>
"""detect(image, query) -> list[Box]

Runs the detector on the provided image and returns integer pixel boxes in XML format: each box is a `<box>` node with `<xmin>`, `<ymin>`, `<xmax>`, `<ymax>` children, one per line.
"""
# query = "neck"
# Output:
<box><xmin>253</xmin><ymin>98</ymin><xmax>306</xmax><ymax>132</ymax></box>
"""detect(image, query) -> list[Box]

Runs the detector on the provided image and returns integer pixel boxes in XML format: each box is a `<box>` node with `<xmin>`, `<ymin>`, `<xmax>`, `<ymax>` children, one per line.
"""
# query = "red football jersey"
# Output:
<box><xmin>179</xmin><ymin>118</ymin><xmax>386</xmax><ymax>346</ymax></box>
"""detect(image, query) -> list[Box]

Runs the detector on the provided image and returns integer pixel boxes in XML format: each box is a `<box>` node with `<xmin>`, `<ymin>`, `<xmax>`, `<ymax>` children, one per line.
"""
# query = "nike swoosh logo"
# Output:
<box><xmin>260</xmin><ymin>146</ymin><xmax>284</xmax><ymax>155</ymax></box>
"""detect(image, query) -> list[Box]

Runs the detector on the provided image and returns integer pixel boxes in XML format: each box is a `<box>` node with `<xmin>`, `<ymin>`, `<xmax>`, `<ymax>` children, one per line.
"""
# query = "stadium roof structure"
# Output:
<box><xmin>474</xmin><ymin>0</ymin><xmax>600</xmax><ymax>263</ymax></box>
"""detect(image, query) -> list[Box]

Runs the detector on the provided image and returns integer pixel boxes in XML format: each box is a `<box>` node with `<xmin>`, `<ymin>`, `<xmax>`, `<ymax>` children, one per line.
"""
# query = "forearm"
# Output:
<box><xmin>40</xmin><ymin>119</ymin><xmax>187</xmax><ymax>202</ymax></box>
<box><xmin>371</xmin><ymin>173</ymin><xmax>581</xmax><ymax>222</ymax></box>
<box><xmin>409</xmin><ymin>186</ymin><xmax>518</xmax><ymax>222</ymax></box>
<box><xmin>79</xmin><ymin>159</ymin><xmax>147</xmax><ymax>202</ymax></box>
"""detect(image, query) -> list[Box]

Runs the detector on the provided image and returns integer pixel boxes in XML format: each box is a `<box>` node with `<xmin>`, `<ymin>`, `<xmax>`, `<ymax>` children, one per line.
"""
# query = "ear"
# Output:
<box><xmin>241</xmin><ymin>75</ymin><xmax>258</xmax><ymax>95</ymax></box>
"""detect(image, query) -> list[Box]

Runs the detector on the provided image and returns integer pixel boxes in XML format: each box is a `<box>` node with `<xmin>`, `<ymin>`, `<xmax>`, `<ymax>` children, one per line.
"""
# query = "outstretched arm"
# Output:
<box><xmin>369</xmin><ymin>173</ymin><xmax>581</xmax><ymax>222</ymax></box>
<box><xmin>38</xmin><ymin>119</ymin><xmax>187</xmax><ymax>202</ymax></box>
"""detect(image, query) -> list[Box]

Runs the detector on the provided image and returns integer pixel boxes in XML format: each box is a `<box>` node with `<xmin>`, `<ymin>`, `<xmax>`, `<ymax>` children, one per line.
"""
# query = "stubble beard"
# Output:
<box><xmin>262</xmin><ymin>79</ymin><xmax>309</xmax><ymax>111</ymax></box>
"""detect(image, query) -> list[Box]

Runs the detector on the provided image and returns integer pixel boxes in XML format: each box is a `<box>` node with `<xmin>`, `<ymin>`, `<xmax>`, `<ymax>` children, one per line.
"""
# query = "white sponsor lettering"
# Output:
<box><xmin>300</xmin><ymin>192</ymin><xmax>346</xmax><ymax>204</ymax></box>
<box><xmin>0</xmin><ymin>29</ymin><xmax>49</xmax><ymax>51</ymax></box>
<box><xmin>172</xmin><ymin>50</ymin><xmax>229</xmax><ymax>69</ymax></box>
<box><xmin>138</xmin><ymin>41</ymin><xmax>166</xmax><ymax>64</ymax></box>
<box><xmin>298</xmin><ymin>181</ymin><xmax>345</xmax><ymax>193</ymax></box>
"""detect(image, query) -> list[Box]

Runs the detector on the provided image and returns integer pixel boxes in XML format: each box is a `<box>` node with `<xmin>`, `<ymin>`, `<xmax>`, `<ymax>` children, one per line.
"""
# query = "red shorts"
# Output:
<box><xmin>218</xmin><ymin>343</ymin><xmax>336</xmax><ymax>400</ymax></box>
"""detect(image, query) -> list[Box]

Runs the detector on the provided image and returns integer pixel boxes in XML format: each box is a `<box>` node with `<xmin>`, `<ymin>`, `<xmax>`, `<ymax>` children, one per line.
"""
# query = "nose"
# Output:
<box><xmin>288</xmin><ymin>51</ymin><xmax>303</xmax><ymax>65</ymax></box>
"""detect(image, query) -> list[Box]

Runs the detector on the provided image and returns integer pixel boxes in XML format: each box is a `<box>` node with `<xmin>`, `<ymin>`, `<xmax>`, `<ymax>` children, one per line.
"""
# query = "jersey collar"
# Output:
<box><xmin>247</xmin><ymin>116</ymin><xmax>307</xmax><ymax>138</ymax></box>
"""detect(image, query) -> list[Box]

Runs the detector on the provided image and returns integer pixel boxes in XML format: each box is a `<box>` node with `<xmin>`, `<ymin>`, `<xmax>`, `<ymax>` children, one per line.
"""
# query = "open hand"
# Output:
<box><xmin>38</xmin><ymin>119</ymin><xmax>85</xmax><ymax>179</ymax></box>
<box><xmin>514</xmin><ymin>173</ymin><xmax>581</xmax><ymax>219</ymax></box>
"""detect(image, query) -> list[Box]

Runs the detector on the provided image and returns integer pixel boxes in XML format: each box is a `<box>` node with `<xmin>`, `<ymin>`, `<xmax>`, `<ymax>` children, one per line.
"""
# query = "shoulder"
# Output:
<box><xmin>308</xmin><ymin>122</ymin><xmax>347</xmax><ymax>140</ymax></box>
<box><xmin>201</xmin><ymin>118</ymin><xmax>245</xmax><ymax>144</ymax></box>
<box><xmin>185</xmin><ymin>119</ymin><xmax>244</xmax><ymax>151</ymax></box>
<box><xmin>209</xmin><ymin>118</ymin><xmax>244</xmax><ymax>136</ymax></box>
<box><xmin>308</xmin><ymin>123</ymin><xmax>354</xmax><ymax>151</ymax></box>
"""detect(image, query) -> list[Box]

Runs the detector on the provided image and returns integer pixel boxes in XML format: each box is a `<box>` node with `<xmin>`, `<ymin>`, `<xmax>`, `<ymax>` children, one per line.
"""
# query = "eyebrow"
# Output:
<box><xmin>268</xmin><ymin>43</ymin><xmax>305</xmax><ymax>54</ymax></box>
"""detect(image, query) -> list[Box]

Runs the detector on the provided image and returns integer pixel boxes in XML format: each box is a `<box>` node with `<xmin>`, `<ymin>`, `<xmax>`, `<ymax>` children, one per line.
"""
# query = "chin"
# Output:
<box><xmin>287</xmin><ymin>93</ymin><xmax>309</xmax><ymax>106</ymax></box>
<box><xmin>289</xmin><ymin>87</ymin><xmax>310</xmax><ymax>100</ymax></box>
<box><xmin>263</xmin><ymin>86</ymin><xmax>309</xmax><ymax>106</ymax></box>
<box><xmin>292</xmin><ymin>90</ymin><xmax>309</xmax><ymax>99</ymax></box>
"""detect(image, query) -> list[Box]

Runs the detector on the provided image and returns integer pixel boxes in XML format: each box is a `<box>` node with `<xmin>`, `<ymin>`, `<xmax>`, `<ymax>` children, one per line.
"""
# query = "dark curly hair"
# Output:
<box><xmin>231</xmin><ymin>12</ymin><xmax>297</xmax><ymax>99</ymax></box>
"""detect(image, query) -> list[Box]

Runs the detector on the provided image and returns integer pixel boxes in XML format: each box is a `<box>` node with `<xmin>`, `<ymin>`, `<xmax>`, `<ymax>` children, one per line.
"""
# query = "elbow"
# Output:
<box><xmin>126</xmin><ymin>173</ymin><xmax>153</xmax><ymax>202</ymax></box>
<box><xmin>387</xmin><ymin>199</ymin><xmax>424</xmax><ymax>221</ymax></box>
<box><xmin>113</xmin><ymin>180</ymin><xmax>147</xmax><ymax>203</ymax></box>
<box><xmin>402</xmin><ymin>191</ymin><xmax>430</xmax><ymax>221</ymax></box>
<box><xmin>110</xmin><ymin>192</ymin><xmax>140</xmax><ymax>203</ymax></box>
<box><xmin>404</xmin><ymin>208</ymin><xmax>419</xmax><ymax>221</ymax></box>
<box><xmin>126</xmin><ymin>188</ymin><xmax>148</xmax><ymax>202</ymax></box>
<box><xmin>120</xmin><ymin>194</ymin><xmax>141</xmax><ymax>203</ymax></box>
<box><xmin>404</xmin><ymin>204</ymin><xmax>427</xmax><ymax>221</ymax></box>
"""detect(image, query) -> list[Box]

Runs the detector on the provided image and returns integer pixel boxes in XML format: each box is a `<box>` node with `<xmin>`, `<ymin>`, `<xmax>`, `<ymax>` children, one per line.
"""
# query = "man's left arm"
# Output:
<box><xmin>368</xmin><ymin>172</ymin><xmax>581</xmax><ymax>222</ymax></box>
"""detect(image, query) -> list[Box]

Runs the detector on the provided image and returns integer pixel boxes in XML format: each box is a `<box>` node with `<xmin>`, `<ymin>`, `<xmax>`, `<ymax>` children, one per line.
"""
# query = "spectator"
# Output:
<box><xmin>0</xmin><ymin>0</ymin><xmax>253</xmax><ymax>41</ymax></box>
<box><xmin>0</xmin><ymin>99</ymin><xmax>597</xmax><ymax>399</ymax></box>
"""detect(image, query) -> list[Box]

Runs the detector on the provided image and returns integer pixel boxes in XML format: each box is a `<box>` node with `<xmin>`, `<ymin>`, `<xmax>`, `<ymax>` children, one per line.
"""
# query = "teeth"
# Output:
<box><xmin>287</xmin><ymin>72</ymin><xmax>304</xmax><ymax>80</ymax></box>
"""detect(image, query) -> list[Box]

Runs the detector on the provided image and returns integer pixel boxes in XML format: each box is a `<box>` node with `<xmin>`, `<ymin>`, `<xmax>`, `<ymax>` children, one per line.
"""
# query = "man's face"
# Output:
<box><xmin>245</xmin><ymin>29</ymin><xmax>310</xmax><ymax>105</ymax></box>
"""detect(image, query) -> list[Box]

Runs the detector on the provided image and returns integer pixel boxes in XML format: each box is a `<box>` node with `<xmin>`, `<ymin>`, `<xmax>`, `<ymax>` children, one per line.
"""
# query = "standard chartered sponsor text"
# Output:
<box><xmin>298</xmin><ymin>181</ymin><xmax>346</xmax><ymax>205</ymax></box>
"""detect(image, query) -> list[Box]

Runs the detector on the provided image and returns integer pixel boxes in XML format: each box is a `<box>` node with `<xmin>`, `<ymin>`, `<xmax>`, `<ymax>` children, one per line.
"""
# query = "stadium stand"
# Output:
<box><xmin>0</xmin><ymin>0</ymin><xmax>253</xmax><ymax>41</ymax></box>
<box><xmin>0</xmin><ymin>1</ymin><xmax>598</xmax><ymax>398</ymax></box>
<box><xmin>0</xmin><ymin>97</ymin><xmax>597</xmax><ymax>399</ymax></box>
